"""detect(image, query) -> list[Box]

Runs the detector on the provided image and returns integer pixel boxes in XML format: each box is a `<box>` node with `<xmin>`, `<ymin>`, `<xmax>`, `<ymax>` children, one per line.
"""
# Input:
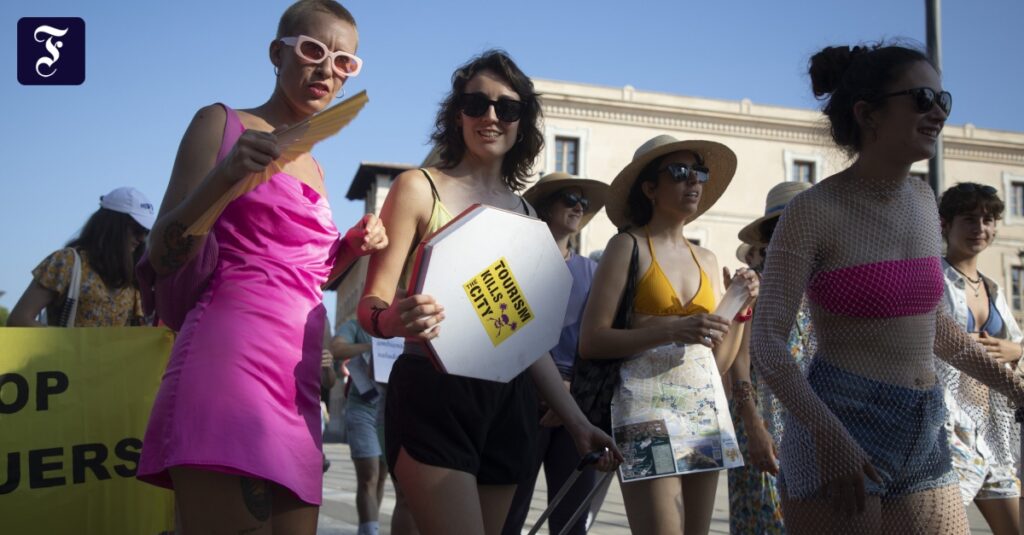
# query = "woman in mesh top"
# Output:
<box><xmin>937</xmin><ymin>183</ymin><xmax>1021</xmax><ymax>535</ymax></box>
<box><xmin>751</xmin><ymin>43</ymin><xmax>1024</xmax><ymax>533</ymax></box>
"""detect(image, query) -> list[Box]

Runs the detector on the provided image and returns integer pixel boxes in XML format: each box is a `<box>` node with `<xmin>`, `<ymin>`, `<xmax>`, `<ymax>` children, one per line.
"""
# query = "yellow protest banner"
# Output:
<box><xmin>0</xmin><ymin>327</ymin><xmax>175</xmax><ymax>534</ymax></box>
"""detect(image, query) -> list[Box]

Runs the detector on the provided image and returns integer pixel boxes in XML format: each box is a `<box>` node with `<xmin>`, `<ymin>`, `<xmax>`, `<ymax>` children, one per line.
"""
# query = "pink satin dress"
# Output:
<box><xmin>138</xmin><ymin>104</ymin><xmax>340</xmax><ymax>505</ymax></box>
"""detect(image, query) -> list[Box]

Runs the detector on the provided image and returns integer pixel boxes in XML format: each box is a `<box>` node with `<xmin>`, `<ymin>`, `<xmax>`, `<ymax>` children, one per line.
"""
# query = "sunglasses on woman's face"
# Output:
<box><xmin>878</xmin><ymin>87</ymin><xmax>952</xmax><ymax>115</ymax></box>
<box><xmin>659</xmin><ymin>162</ymin><xmax>710</xmax><ymax>184</ymax></box>
<box><xmin>459</xmin><ymin>93</ymin><xmax>524</xmax><ymax>123</ymax></box>
<box><xmin>278</xmin><ymin>35</ymin><xmax>363</xmax><ymax>78</ymax></box>
<box><xmin>954</xmin><ymin>183</ymin><xmax>997</xmax><ymax>195</ymax></box>
<box><xmin>558</xmin><ymin>192</ymin><xmax>590</xmax><ymax>211</ymax></box>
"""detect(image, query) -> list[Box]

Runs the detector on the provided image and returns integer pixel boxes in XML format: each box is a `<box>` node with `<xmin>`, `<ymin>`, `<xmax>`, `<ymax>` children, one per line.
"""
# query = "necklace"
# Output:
<box><xmin>947</xmin><ymin>260</ymin><xmax>983</xmax><ymax>298</ymax></box>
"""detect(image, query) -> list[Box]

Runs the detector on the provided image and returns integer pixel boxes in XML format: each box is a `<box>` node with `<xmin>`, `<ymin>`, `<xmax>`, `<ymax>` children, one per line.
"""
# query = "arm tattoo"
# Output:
<box><xmin>160</xmin><ymin>221</ymin><xmax>196</xmax><ymax>271</ymax></box>
<box><xmin>239</xmin><ymin>477</ymin><xmax>272</xmax><ymax>522</ymax></box>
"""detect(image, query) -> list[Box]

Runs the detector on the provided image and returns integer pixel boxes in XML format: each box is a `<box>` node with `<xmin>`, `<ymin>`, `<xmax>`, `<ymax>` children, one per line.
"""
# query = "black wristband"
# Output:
<box><xmin>370</xmin><ymin>306</ymin><xmax>391</xmax><ymax>339</ymax></box>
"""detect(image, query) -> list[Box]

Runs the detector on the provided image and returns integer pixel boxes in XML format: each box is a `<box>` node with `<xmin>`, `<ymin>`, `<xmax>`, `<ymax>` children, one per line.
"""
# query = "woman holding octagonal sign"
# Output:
<box><xmin>357</xmin><ymin>50</ymin><xmax>621</xmax><ymax>535</ymax></box>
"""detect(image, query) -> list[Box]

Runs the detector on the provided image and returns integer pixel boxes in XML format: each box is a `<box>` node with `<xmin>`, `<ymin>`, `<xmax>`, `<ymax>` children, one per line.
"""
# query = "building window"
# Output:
<box><xmin>1013</xmin><ymin>266</ymin><xmax>1024</xmax><ymax>311</ymax></box>
<box><xmin>1011</xmin><ymin>182</ymin><xmax>1024</xmax><ymax>218</ymax></box>
<box><xmin>792</xmin><ymin>160</ymin><xmax>816</xmax><ymax>183</ymax></box>
<box><xmin>555</xmin><ymin>137</ymin><xmax>579</xmax><ymax>175</ymax></box>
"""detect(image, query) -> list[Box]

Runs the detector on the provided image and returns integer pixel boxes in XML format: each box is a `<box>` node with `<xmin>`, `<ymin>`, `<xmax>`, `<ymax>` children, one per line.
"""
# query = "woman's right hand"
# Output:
<box><xmin>746</xmin><ymin>418</ymin><xmax>779</xmax><ymax>475</ymax></box>
<box><xmin>817</xmin><ymin>432</ymin><xmax>882</xmax><ymax>516</ymax></box>
<box><xmin>667</xmin><ymin>313</ymin><xmax>731</xmax><ymax>348</ymax></box>
<box><xmin>384</xmin><ymin>294</ymin><xmax>445</xmax><ymax>340</ymax></box>
<box><xmin>219</xmin><ymin>129</ymin><xmax>282</xmax><ymax>184</ymax></box>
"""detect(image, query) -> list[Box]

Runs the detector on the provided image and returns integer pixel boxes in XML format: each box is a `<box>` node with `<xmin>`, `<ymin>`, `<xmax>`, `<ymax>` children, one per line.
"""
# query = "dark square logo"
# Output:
<box><xmin>17</xmin><ymin>17</ymin><xmax>85</xmax><ymax>85</ymax></box>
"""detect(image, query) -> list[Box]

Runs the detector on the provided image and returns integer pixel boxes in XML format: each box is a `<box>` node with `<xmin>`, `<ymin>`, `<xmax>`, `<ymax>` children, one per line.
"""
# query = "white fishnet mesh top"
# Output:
<box><xmin>751</xmin><ymin>173</ymin><xmax>1024</xmax><ymax>494</ymax></box>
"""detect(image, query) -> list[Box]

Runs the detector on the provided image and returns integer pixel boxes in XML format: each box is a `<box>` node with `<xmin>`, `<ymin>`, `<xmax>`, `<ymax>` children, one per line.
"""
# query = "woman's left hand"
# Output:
<box><xmin>724</xmin><ymin>266</ymin><xmax>760</xmax><ymax>305</ymax></box>
<box><xmin>977</xmin><ymin>332</ymin><xmax>1023</xmax><ymax>366</ymax></box>
<box><xmin>567</xmin><ymin>422</ymin><xmax>623</xmax><ymax>472</ymax></box>
<box><xmin>343</xmin><ymin>213</ymin><xmax>388</xmax><ymax>256</ymax></box>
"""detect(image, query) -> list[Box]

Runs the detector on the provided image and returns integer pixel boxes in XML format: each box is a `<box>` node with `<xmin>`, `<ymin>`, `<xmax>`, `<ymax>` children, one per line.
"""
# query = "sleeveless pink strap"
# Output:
<box><xmin>215</xmin><ymin>103</ymin><xmax>246</xmax><ymax>164</ymax></box>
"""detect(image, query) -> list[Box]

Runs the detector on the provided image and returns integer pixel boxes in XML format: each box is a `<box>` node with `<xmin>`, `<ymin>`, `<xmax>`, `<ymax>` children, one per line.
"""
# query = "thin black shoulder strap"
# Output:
<box><xmin>418</xmin><ymin>168</ymin><xmax>441</xmax><ymax>202</ymax></box>
<box><xmin>519</xmin><ymin>196</ymin><xmax>531</xmax><ymax>215</ymax></box>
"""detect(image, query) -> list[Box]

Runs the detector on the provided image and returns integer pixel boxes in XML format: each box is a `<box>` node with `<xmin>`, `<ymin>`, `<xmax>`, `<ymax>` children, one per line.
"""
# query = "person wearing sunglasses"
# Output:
<box><xmin>496</xmin><ymin>172</ymin><xmax>609</xmax><ymax>535</ymax></box>
<box><xmin>136</xmin><ymin>2</ymin><xmax>387</xmax><ymax>534</ymax></box>
<box><xmin>937</xmin><ymin>183</ymin><xmax>1022</xmax><ymax>535</ymax></box>
<box><xmin>750</xmin><ymin>43</ymin><xmax>1024</xmax><ymax>534</ymax></box>
<box><xmin>578</xmin><ymin>134</ymin><xmax>759</xmax><ymax>534</ymax></box>
<box><xmin>357</xmin><ymin>50</ymin><xmax>620</xmax><ymax>535</ymax></box>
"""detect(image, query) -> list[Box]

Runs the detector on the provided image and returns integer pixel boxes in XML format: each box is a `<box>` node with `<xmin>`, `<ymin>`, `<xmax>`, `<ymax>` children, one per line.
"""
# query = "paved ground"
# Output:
<box><xmin>317</xmin><ymin>442</ymin><xmax>994</xmax><ymax>534</ymax></box>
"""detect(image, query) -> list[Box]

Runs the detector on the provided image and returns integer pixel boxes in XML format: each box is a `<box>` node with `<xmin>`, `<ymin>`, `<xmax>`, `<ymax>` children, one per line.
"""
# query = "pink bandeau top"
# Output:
<box><xmin>806</xmin><ymin>257</ymin><xmax>944</xmax><ymax>318</ymax></box>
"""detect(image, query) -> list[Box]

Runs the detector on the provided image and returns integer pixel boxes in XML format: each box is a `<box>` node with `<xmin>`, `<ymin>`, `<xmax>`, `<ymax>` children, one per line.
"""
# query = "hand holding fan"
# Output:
<box><xmin>186</xmin><ymin>90</ymin><xmax>369</xmax><ymax>236</ymax></box>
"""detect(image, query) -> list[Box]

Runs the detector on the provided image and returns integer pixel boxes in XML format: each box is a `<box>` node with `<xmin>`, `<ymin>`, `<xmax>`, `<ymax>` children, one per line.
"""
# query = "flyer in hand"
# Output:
<box><xmin>406</xmin><ymin>204</ymin><xmax>572</xmax><ymax>382</ymax></box>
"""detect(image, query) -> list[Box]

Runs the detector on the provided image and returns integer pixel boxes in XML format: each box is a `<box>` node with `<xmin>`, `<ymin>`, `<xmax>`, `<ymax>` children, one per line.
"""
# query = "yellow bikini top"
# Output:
<box><xmin>401</xmin><ymin>169</ymin><xmax>454</xmax><ymax>289</ymax></box>
<box><xmin>633</xmin><ymin>227</ymin><xmax>716</xmax><ymax>316</ymax></box>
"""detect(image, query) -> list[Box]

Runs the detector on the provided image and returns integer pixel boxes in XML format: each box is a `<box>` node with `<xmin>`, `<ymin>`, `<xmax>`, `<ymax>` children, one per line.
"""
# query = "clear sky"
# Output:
<box><xmin>3</xmin><ymin>0</ymin><xmax>1022</xmax><ymax>326</ymax></box>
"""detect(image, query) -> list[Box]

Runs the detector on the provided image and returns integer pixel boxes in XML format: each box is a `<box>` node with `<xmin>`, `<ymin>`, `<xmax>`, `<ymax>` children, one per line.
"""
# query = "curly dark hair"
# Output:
<box><xmin>430</xmin><ymin>50</ymin><xmax>544</xmax><ymax>192</ymax></box>
<box><xmin>809</xmin><ymin>41</ymin><xmax>934</xmax><ymax>155</ymax></box>
<box><xmin>67</xmin><ymin>208</ymin><xmax>148</xmax><ymax>289</ymax></box>
<box><xmin>938</xmin><ymin>182</ymin><xmax>1005</xmax><ymax>225</ymax></box>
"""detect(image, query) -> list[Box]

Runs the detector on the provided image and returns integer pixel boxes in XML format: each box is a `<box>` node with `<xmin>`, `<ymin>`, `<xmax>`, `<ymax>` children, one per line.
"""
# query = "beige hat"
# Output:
<box><xmin>523</xmin><ymin>172</ymin><xmax>608</xmax><ymax>229</ymax></box>
<box><xmin>605</xmin><ymin>135</ymin><xmax>737</xmax><ymax>229</ymax></box>
<box><xmin>738</xmin><ymin>181</ymin><xmax>813</xmax><ymax>246</ymax></box>
<box><xmin>736</xmin><ymin>243</ymin><xmax>753</xmax><ymax>265</ymax></box>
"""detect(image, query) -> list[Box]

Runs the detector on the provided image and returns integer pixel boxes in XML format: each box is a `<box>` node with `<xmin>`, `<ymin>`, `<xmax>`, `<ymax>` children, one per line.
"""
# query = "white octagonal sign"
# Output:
<box><xmin>408</xmin><ymin>204</ymin><xmax>572</xmax><ymax>382</ymax></box>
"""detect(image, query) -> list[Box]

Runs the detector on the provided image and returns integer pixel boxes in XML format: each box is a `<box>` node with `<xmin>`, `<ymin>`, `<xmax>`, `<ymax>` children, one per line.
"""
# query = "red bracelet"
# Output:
<box><xmin>734</xmin><ymin>307</ymin><xmax>753</xmax><ymax>323</ymax></box>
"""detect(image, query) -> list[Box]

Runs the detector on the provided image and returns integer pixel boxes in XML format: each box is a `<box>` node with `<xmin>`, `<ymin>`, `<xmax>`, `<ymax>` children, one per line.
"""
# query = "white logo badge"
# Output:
<box><xmin>34</xmin><ymin>25</ymin><xmax>69</xmax><ymax>78</ymax></box>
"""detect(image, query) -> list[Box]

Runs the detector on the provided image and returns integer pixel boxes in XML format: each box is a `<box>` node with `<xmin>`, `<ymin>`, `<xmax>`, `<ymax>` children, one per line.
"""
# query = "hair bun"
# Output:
<box><xmin>809</xmin><ymin>45</ymin><xmax>860</xmax><ymax>97</ymax></box>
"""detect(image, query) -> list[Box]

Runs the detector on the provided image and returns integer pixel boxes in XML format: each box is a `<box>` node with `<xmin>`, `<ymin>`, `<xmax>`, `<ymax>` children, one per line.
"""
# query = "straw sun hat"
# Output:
<box><xmin>605</xmin><ymin>135</ymin><xmax>737</xmax><ymax>229</ymax></box>
<box><xmin>738</xmin><ymin>181</ymin><xmax>813</xmax><ymax>246</ymax></box>
<box><xmin>523</xmin><ymin>172</ymin><xmax>609</xmax><ymax>229</ymax></box>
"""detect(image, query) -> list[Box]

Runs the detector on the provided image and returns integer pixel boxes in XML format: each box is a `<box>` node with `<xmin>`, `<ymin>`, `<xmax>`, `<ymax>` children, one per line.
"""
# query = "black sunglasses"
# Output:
<box><xmin>954</xmin><ymin>183</ymin><xmax>997</xmax><ymax>195</ymax></box>
<box><xmin>659</xmin><ymin>162</ymin><xmax>710</xmax><ymax>184</ymax></box>
<box><xmin>459</xmin><ymin>92</ymin><xmax>524</xmax><ymax>123</ymax></box>
<box><xmin>878</xmin><ymin>87</ymin><xmax>952</xmax><ymax>115</ymax></box>
<box><xmin>558</xmin><ymin>191</ymin><xmax>590</xmax><ymax>211</ymax></box>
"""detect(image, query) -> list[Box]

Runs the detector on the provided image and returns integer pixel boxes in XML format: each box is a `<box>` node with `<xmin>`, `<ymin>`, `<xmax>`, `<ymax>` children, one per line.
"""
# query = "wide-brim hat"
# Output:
<box><xmin>738</xmin><ymin>181</ymin><xmax>812</xmax><ymax>246</ymax></box>
<box><xmin>523</xmin><ymin>172</ymin><xmax>609</xmax><ymax>230</ymax></box>
<box><xmin>606</xmin><ymin>135</ymin><xmax>737</xmax><ymax>229</ymax></box>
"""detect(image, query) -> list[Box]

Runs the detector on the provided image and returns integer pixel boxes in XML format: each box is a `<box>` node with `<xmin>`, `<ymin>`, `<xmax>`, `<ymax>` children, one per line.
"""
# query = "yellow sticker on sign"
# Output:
<box><xmin>463</xmin><ymin>257</ymin><xmax>534</xmax><ymax>346</ymax></box>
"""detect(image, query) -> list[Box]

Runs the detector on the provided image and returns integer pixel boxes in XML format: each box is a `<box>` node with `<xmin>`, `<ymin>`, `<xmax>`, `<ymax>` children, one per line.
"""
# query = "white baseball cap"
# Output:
<box><xmin>100</xmin><ymin>187</ymin><xmax>156</xmax><ymax>230</ymax></box>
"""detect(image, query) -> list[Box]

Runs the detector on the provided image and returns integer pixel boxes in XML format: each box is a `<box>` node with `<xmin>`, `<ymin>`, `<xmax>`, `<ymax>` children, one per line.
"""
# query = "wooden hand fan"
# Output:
<box><xmin>186</xmin><ymin>90</ymin><xmax>369</xmax><ymax>236</ymax></box>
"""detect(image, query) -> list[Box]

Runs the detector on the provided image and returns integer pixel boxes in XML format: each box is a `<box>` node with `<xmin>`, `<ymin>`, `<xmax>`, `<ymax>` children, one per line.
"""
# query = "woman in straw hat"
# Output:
<box><xmin>726</xmin><ymin>181</ymin><xmax>812</xmax><ymax>534</ymax></box>
<box><xmin>579</xmin><ymin>134</ymin><xmax>759</xmax><ymax>534</ymax></box>
<box><xmin>502</xmin><ymin>172</ymin><xmax>609</xmax><ymax>535</ymax></box>
<box><xmin>357</xmin><ymin>50</ymin><xmax>619</xmax><ymax>535</ymax></box>
<box><xmin>751</xmin><ymin>43</ymin><xmax>1024</xmax><ymax>534</ymax></box>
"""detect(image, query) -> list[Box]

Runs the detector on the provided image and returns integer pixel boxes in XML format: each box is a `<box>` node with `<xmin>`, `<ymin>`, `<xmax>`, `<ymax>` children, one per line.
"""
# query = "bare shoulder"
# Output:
<box><xmin>390</xmin><ymin>168</ymin><xmax>434</xmax><ymax>198</ymax></box>
<box><xmin>186</xmin><ymin>104</ymin><xmax>229</xmax><ymax>138</ymax></box>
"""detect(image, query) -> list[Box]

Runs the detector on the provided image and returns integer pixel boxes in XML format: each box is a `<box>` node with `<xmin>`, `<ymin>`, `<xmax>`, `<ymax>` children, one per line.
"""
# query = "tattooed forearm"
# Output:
<box><xmin>240</xmin><ymin>477</ymin><xmax>272</xmax><ymax>522</ymax></box>
<box><xmin>160</xmin><ymin>221</ymin><xmax>196</xmax><ymax>271</ymax></box>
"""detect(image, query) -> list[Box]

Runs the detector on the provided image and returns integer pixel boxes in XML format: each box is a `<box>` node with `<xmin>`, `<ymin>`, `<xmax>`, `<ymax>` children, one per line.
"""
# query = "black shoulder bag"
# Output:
<box><xmin>570</xmin><ymin>231</ymin><xmax>639</xmax><ymax>433</ymax></box>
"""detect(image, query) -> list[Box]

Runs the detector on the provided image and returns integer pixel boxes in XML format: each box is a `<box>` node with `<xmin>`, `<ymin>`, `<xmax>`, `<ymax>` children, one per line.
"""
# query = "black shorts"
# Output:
<box><xmin>385</xmin><ymin>354</ymin><xmax>538</xmax><ymax>485</ymax></box>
